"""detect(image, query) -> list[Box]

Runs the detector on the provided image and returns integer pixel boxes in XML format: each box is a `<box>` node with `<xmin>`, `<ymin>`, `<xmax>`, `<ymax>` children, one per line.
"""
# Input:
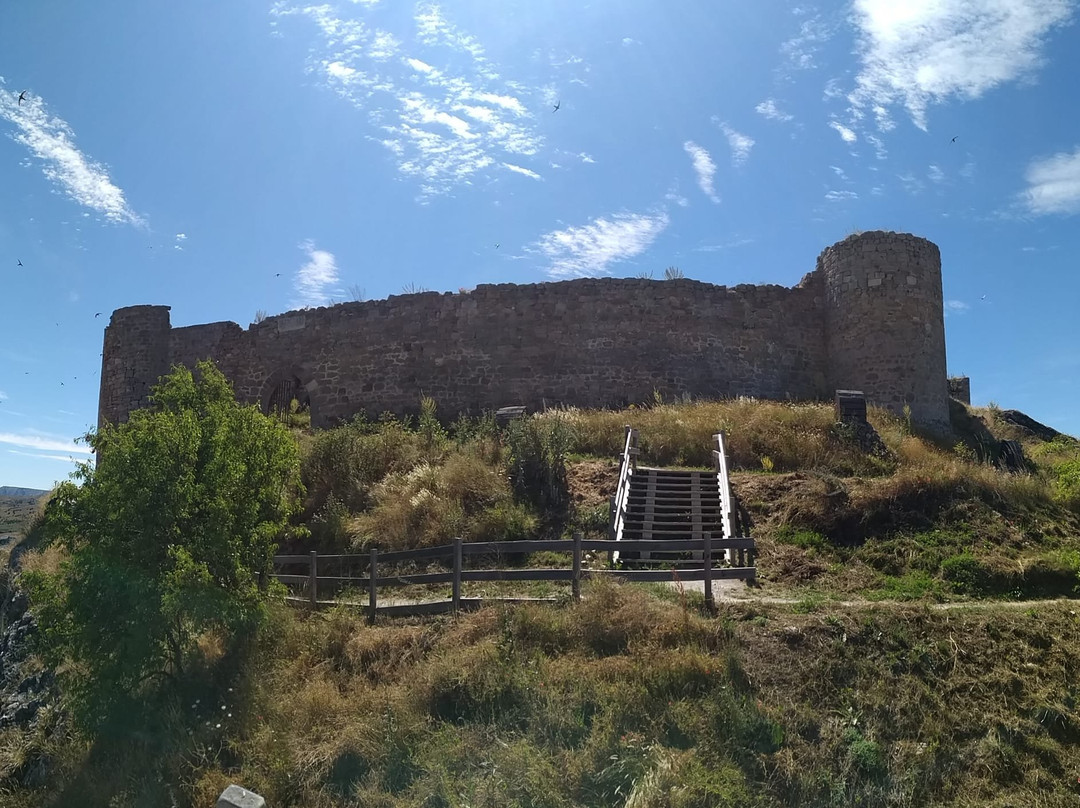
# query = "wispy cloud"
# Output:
<box><xmin>621</xmin><ymin>37</ymin><xmax>640</xmax><ymax>47</ymax></box>
<box><xmin>0</xmin><ymin>391</ymin><xmax>6</xmax><ymax>401</ymax></box>
<box><xmin>293</xmin><ymin>240</ymin><xmax>341</xmax><ymax>307</ymax></box>
<box><xmin>897</xmin><ymin>171</ymin><xmax>925</xmax><ymax>194</ymax></box>
<box><xmin>1023</xmin><ymin>146</ymin><xmax>1080</xmax><ymax>214</ymax></box>
<box><xmin>0</xmin><ymin>83</ymin><xmax>140</xmax><ymax>224</ymax></box>
<box><xmin>715</xmin><ymin>121</ymin><xmax>755</xmax><ymax>166</ymax></box>
<box><xmin>755</xmin><ymin>98</ymin><xmax>794</xmax><ymax>122</ymax></box>
<box><xmin>174</xmin><ymin>232</ymin><xmax>187</xmax><ymax>251</ymax></box>
<box><xmin>928</xmin><ymin>164</ymin><xmax>945</xmax><ymax>183</ymax></box>
<box><xmin>695</xmin><ymin>237</ymin><xmax>755</xmax><ymax>252</ymax></box>
<box><xmin>7</xmin><ymin>449</ymin><xmax>83</xmax><ymax>464</ymax></box>
<box><xmin>778</xmin><ymin>14</ymin><xmax>833</xmax><ymax>74</ymax></box>
<box><xmin>682</xmin><ymin>141</ymin><xmax>720</xmax><ymax>203</ymax></box>
<box><xmin>664</xmin><ymin>187</ymin><xmax>689</xmax><ymax>208</ymax></box>
<box><xmin>0</xmin><ymin>432</ymin><xmax>93</xmax><ymax>455</ymax></box>
<box><xmin>825</xmin><ymin>189</ymin><xmax>858</xmax><ymax>201</ymax></box>
<box><xmin>945</xmin><ymin>299</ymin><xmax>970</xmax><ymax>314</ymax></box>
<box><xmin>273</xmin><ymin>2</ymin><xmax>545</xmax><ymax>198</ymax></box>
<box><xmin>502</xmin><ymin>162</ymin><xmax>541</xmax><ymax>180</ymax></box>
<box><xmin>830</xmin><ymin>165</ymin><xmax>848</xmax><ymax>181</ymax></box>
<box><xmin>849</xmin><ymin>0</ymin><xmax>1073</xmax><ymax>131</ymax></box>
<box><xmin>828</xmin><ymin>121</ymin><xmax>857</xmax><ymax>143</ymax></box>
<box><xmin>531</xmin><ymin>211</ymin><xmax>670</xmax><ymax>278</ymax></box>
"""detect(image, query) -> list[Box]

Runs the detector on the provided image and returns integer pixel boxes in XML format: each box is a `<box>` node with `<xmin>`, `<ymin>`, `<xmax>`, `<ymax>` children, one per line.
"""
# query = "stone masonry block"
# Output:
<box><xmin>217</xmin><ymin>785</ymin><xmax>266</xmax><ymax>808</ymax></box>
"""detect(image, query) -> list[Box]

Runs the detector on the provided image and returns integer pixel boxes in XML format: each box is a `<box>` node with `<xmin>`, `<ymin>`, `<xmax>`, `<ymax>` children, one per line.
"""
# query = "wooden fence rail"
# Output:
<box><xmin>273</xmin><ymin>532</ymin><xmax>755</xmax><ymax>619</ymax></box>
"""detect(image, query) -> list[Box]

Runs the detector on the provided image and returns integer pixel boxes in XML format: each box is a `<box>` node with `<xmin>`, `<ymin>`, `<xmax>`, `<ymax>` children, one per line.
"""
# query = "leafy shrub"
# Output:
<box><xmin>507</xmin><ymin>415</ymin><xmax>573</xmax><ymax>516</ymax></box>
<box><xmin>300</xmin><ymin>414</ymin><xmax>423</xmax><ymax>514</ymax></box>
<box><xmin>23</xmin><ymin>362</ymin><xmax>301</xmax><ymax>736</ymax></box>
<box><xmin>843</xmin><ymin>727</ymin><xmax>886</xmax><ymax>778</ymax></box>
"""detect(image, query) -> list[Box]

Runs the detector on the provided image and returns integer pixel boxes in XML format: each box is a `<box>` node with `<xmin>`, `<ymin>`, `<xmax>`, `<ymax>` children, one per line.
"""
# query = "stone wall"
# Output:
<box><xmin>948</xmin><ymin>376</ymin><xmax>971</xmax><ymax>405</ymax></box>
<box><xmin>99</xmin><ymin>231</ymin><xmax>952</xmax><ymax>431</ymax></box>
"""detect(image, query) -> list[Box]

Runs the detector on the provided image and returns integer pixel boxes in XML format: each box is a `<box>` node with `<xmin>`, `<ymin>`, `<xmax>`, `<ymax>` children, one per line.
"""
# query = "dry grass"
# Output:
<box><xmin>8</xmin><ymin>585</ymin><xmax>1079</xmax><ymax>806</ymax></box>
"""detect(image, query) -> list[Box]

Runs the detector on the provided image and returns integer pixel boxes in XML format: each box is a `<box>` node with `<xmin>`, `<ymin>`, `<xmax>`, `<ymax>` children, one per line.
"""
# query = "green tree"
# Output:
<box><xmin>23</xmin><ymin>361</ymin><xmax>302</xmax><ymax>735</ymax></box>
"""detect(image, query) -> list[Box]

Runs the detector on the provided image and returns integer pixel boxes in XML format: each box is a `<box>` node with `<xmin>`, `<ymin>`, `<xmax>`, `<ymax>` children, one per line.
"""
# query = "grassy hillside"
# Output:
<box><xmin>0</xmin><ymin>495</ymin><xmax>44</xmax><ymax>536</ymax></box>
<box><xmin>3</xmin><ymin>397</ymin><xmax>1080</xmax><ymax>806</ymax></box>
<box><xmin>290</xmin><ymin>397</ymin><xmax>1080</xmax><ymax>603</ymax></box>
<box><xmin>7</xmin><ymin>587</ymin><xmax>1080</xmax><ymax>807</ymax></box>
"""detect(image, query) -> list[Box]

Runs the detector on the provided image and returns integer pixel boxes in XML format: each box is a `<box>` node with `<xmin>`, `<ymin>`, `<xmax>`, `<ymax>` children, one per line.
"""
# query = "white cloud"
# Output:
<box><xmin>945</xmin><ymin>299</ymin><xmax>970</xmax><ymax>314</ymax></box>
<box><xmin>407</xmin><ymin>57</ymin><xmax>435</xmax><ymax>73</ymax></box>
<box><xmin>866</xmin><ymin>133</ymin><xmax>887</xmax><ymax>160</ymax></box>
<box><xmin>502</xmin><ymin>162</ymin><xmax>541</xmax><ymax>179</ymax></box>
<box><xmin>622</xmin><ymin>37</ymin><xmax>640</xmax><ymax>46</ymax></box>
<box><xmin>779</xmin><ymin>15</ymin><xmax>832</xmax><ymax>73</ymax></box>
<box><xmin>849</xmin><ymin>0</ymin><xmax>1073</xmax><ymax>130</ymax></box>
<box><xmin>1023</xmin><ymin>146</ymin><xmax>1080</xmax><ymax>214</ymax></box>
<box><xmin>294</xmin><ymin>240</ymin><xmax>341</xmax><ymax>307</ymax></box>
<box><xmin>897</xmin><ymin>171</ymin><xmax>925</xmax><ymax>194</ymax></box>
<box><xmin>0</xmin><ymin>84</ymin><xmax>140</xmax><ymax>224</ymax></box>
<box><xmin>275</xmin><ymin>2</ymin><xmax>542</xmax><ymax>197</ymax></box>
<box><xmin>579</xmin><ymin>152</ymin><xmax>595</xmax><ymax>164</ymax></box>
<box><xmin>0</xmin><ymin>391</ymin><xmax>6</xmax><ymax>400</ymax></box>
<box><xmin>928</xmin><ymin>164</ymin><xmax>945</xmax><ymax>183</ymax></box>
<box><xmin>664</xmin><ymin>187</ymin><xmax>689</xmax><ymax>207</ymax></box>
<box><xmin>0</xmin><ymin>432</ymin><xmax>93</xmax><ymax>455</ymax></box>
<box><xmin>715</xmin><ymin>121</ymin><xmax>755</xmax><ymax>166</ymax></box>
<box><xmin>683</xmin><ymin>141</ymin><xmax>720</xmax><ymax>203</ymax></box>
<box><xmin>830</xmin><ymin>165</ymin><xmax>848</xmax><ymax>180</ymax></box>
<box><xmin>695</xmin><ymin>237</ymin><xmax>755</xmax><ymax>252</ymax></box>
<box><xmin>7</xmin><ymin>449</ymin><xmax>83</xmax><ymax>464</ymax></box>
<box><xmin>824</xmin><ymin>190</ymin><xmax>859</xmax><ymax>201</ymax></box>
<box><xmin>829</xmin><ymin>121</ymin><xmax>857</xmax><ymax>143</ymax></box>
<box><xmin>755</xmin><ymin>98</ymin><xmax>794</xmax><ymax>122</ymax></box>
<box><xmin>531</xmin><ymin>211</ymin><xmax>670</xmax><ymax>278</ymax></box>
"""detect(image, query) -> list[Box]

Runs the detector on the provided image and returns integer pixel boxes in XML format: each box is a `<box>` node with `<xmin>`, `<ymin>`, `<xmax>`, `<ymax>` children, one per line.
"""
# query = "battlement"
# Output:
<box><xmin>99</xmin><ymin>231</ymin><xmax>952</xmax><ymax>431</ymax></box>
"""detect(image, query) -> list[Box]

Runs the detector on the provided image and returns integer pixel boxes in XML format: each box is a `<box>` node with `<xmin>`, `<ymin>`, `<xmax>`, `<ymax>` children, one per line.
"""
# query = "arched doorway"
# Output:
<box><xmin>259</xmin><ymin>367</ymin><xmax>317</xmax><ymax>425</ymax></box>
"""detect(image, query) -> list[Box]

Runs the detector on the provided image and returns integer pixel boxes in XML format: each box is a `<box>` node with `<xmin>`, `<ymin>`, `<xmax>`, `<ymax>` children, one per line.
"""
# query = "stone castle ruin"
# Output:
<box><xmin>99</xmin><ymin>231</ymin><xmax>952</xmax><ymax>432</ymax></box>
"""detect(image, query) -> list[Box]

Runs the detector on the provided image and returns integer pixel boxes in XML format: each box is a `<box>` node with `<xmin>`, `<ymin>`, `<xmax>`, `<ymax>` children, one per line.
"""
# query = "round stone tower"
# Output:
<box><xmin>819</xmin><ymin>231</ymin><xmax>949</xmax><ymax>431</ymax></box>
<box><xmin>98</xmin><ymin>305</ymin><xmax>173</xmax><ymax>428</ymax></box>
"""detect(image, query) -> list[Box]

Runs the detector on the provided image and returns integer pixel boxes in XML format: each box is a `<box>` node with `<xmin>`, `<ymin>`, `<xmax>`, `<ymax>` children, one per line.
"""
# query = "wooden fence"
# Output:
<box><xmin>273</xmin><ymin>532</ymin><xmax>755</xmax><ymax>620</ymax></box>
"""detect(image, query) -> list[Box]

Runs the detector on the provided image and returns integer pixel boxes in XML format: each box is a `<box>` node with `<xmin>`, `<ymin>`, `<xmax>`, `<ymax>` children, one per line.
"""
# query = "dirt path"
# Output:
<box><xmin>676</xmin><ymin>578</ymin><xmax>1080</xmax><ymax>611</ymax></box>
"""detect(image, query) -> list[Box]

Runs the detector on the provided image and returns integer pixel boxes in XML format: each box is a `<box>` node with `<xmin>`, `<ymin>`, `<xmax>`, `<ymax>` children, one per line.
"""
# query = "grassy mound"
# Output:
<box><xmin>7</xmin><ymin>586</ymin><xmax>1080</xmax><ymax>807</ymax></box>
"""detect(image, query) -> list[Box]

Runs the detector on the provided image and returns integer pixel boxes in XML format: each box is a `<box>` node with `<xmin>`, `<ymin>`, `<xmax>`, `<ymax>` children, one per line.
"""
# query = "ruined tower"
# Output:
<box><xmin>819</xmin><ymin>231</ymin><xmax>949</xmax><ymax>430</ymax></box>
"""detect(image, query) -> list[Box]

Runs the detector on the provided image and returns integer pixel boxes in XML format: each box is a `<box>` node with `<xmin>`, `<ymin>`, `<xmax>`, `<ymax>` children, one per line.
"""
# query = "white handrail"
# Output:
<box><xmin>713</xmin><ymin>431</ymin><xmax>736</xmax><ymax>563</ymax></box>
<box><xmin>610</xmin><ymin>426</ymin><xmax>638</xmax><ymax>563</ymax></box>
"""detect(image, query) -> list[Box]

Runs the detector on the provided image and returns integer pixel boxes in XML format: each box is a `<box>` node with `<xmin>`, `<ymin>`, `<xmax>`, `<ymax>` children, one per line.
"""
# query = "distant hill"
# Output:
<box><xmin>0</xmin><ymin>487</ymin><xmax>48</xmax><ymax>498</ymax></box>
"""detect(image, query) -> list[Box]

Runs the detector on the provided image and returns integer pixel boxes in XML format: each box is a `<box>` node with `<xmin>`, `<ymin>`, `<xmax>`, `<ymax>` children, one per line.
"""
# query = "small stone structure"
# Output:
<box><xmin>948</xmin><ymin>376</ymin><xmax>971</xmax><ymax>405</ymax></box>
<box><xmin>217</xmin><ymin>785</ymin><xmax>265</xmax><ymax>808</ymax></box>
<box><xmin>99</xmin><ymin>231</ymin><xmax>952</xmax><ymax>431</ymax></box>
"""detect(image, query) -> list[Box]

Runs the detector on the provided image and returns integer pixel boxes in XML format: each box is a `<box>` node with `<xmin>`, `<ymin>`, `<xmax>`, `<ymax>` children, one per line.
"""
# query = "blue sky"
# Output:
<box><xmin>2</xmin><ymin>0</ymin><xmax>1080</xmax><ymax>490</ymax></box>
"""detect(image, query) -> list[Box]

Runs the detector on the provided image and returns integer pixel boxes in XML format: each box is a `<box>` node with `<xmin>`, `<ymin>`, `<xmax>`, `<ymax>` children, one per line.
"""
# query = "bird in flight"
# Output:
<box><xmin>552</xmin><ymin>100</ymin><xmax>561</xmax><ymax>113</ymax></box>
<box><xmin>16</xmin><ymin>259</ymin><xmax>23</xmax><ymax>267</ymax></box>
<box><xmin>950</xmin><ymin>136</ymin><xmax>958</xmax><ymax>143</ymax></box>
<box><xmin>494</xmin><ymin>243</ymin><xmax>500</xmax><ymax>249</ymax></box>
<box><xmin>95</xmin><ymin>312</ymin><xmax>101</xmax><ymax>318</ymax></box>
<box><xmin>18</xmin><ymin>91</ymin><xmax>27</xmax><ymax>106</ymax></box>
<box><xmin>275</xmin><ymin>273</ymin><xmax>281</xmax><ymax>277</ymax></box>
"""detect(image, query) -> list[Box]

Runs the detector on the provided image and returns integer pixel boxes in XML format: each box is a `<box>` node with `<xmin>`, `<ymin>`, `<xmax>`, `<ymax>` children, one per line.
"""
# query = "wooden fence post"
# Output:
<box><xmin>452</xmin><ymin>537</ymin><xmax>463</xmax><ymax>615</ymax></box>
<box><xmin>702</xmin><ymin>532</ymin><xmax>715</xmax><ymax>614</ymax></box>
<box><xmin>368</xmin><ymin>548</ymin><xmax>378</xmax><ymax>625</ymax></box>
<box><xmin>572</xmin><ymin>531</ymin><xmax>583</xmax><ymax>602</ymax></box>
<box><xmin>309</xmin><ymin>550</ymin><xmax>318</xmax><ymax>609</ymax></box>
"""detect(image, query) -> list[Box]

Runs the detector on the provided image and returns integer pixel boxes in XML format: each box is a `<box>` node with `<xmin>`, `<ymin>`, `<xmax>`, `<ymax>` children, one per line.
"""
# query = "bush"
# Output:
<box><xmin>22</xmin><ymin>362</ymin><xmax>302</xmax><ymax>737</ymax></box>
<box><xmin>300</xmin><ymin>414</ymin><xmax>423</xmax><ymax>514</ymax></box>
<box><xmin>507</xmin><ymin>415</ymin><xmax>573</xmax><ymax>516</ymax></box>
